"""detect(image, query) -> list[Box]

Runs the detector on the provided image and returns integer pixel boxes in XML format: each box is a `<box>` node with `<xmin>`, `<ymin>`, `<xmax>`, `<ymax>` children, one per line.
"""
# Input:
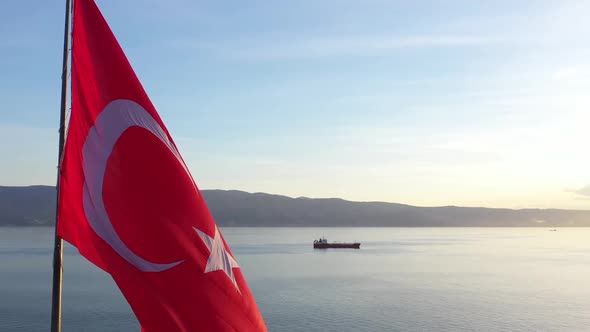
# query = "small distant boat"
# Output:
<box><xmin>313</xmin><ymin>237</ymin><xmax>360</xmax><ymax>249</ymax></box>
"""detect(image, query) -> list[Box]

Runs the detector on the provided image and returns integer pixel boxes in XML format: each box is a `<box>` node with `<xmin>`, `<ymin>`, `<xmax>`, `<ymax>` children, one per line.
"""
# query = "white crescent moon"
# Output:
<box><xmin>82</xmin><ymin>99</ymin><xmax>185</xmax><ymax>272</ymax></box>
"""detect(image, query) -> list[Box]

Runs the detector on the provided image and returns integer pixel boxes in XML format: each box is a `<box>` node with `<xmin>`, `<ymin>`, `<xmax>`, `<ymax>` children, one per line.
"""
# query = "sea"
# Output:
<box><xmin>1</xmin><ymin>227</ymin><xmax>589</xmax><ymax>332</ymax></box>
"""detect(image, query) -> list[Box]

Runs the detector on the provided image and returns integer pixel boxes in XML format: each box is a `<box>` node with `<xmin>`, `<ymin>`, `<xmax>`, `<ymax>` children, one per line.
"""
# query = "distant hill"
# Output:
<box><xmin>0</xmin><ymin>186</ymin><xmax>56</xmax><ymax>226</ymax></box>
<box><xmin>1</xmin><ymin>185</ymin><xmax>590</xmax><ymax>227</ymax></box>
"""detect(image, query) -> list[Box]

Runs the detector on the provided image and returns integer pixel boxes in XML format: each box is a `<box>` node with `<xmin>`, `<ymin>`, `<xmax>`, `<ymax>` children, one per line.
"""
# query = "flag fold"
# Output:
<box><xmin>58</xmin><ymin>0</ymin><xmax>267</xmax><ymax>330</ymax></box>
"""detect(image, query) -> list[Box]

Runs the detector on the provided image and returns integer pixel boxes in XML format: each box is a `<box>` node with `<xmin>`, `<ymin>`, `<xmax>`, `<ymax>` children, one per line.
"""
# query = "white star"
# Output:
<box><xmin>193</xmin><ymin>225</ymin><xmax>241</xmax><ymax>293</ymax></box>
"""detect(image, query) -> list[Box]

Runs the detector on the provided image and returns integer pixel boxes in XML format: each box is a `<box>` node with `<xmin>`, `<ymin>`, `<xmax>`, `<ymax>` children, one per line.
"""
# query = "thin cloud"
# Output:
<box><xmin>172</xmin><ymin>34</ymin><xmax>496</xmax><ymax>60</ymax></box>
<box><xmin>232</xmin><ymin>35</ymin><xmax>495</xmax><ymax>60</ymax></box>
<box><xmin>568</xmin><ymin>185</ymin><xmax>590</xmax><ymax>198</ymax></box>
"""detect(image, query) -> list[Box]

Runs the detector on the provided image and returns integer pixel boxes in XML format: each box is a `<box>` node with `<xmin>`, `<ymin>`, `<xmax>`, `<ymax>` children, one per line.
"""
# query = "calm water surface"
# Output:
<box><xmin>1</xmin><ymin>227</ymin><xmax>589</xmax><ymax>331</ymax></box>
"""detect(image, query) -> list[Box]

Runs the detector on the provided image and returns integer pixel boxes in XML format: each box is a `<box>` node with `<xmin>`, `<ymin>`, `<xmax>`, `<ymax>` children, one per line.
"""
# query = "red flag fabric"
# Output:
<box><xmin>57</xmin><ymin>0</ymin><xmax>267</xmax><ymax>330</ymax></box>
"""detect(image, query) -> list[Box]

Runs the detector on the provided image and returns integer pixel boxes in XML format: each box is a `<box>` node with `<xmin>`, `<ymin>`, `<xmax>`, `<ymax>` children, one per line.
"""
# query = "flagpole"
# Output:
<box><xmin>51</xmin><ymin>0</ymin><xmax>72</xmax><ymax>331</ymax></box>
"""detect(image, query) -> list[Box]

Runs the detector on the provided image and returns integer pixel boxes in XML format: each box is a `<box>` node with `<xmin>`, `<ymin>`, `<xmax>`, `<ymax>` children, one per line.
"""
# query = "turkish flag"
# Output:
<box><xmin>57</xmin><ymin>0</ymin><xmax>267</xmax><ymax>331</ymax></box>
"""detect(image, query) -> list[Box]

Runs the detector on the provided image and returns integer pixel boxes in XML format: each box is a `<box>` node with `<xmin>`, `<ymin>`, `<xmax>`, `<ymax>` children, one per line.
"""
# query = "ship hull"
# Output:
<box><xmin>313</xmin><ymin>243</ymin><xmax>360</xmax><ymax>249</ymax></box>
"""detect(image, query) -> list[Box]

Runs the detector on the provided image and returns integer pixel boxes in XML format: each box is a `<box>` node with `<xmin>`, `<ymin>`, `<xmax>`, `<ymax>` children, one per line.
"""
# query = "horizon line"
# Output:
<box><xmin>2</xmin><ymin>184</ymin><xmax>589</xmax><ymax>212</ymax></box>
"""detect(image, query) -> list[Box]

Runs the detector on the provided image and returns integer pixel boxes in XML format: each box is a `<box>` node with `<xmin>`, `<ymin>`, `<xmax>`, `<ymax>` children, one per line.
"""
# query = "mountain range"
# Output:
<box><xmin>1</xmin><ymin>185</ymin><xmax>589</xmax><ymax>227</ymax></box>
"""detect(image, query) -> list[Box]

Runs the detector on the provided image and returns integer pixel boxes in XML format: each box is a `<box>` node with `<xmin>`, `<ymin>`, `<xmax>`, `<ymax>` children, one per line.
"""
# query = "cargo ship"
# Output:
<box><xmin>313</xmin><ymin>237</ymin><xmax>360</xmax><ymax>249</ymax></box>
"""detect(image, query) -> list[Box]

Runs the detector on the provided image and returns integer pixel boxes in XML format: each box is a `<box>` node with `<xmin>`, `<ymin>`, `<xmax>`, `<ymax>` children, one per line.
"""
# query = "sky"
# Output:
<box><xmin>1</xmin><ymin>0</ymin><xmax>590</xmax><ymax>209</ymax></box>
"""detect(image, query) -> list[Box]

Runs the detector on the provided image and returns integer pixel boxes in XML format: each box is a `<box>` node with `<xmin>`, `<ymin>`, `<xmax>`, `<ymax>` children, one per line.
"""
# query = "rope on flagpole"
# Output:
<box><xmin>51</xmin><ymin>0</ymin><xmax>72</xmax><ymax>331</ymax></box>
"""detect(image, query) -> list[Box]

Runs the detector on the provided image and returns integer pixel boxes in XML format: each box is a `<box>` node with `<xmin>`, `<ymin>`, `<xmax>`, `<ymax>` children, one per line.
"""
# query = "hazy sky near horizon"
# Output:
<box><xmin>1</xmin><ymin>0</ymin><xmax>590</xmax><ymax>209</ymax></box>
